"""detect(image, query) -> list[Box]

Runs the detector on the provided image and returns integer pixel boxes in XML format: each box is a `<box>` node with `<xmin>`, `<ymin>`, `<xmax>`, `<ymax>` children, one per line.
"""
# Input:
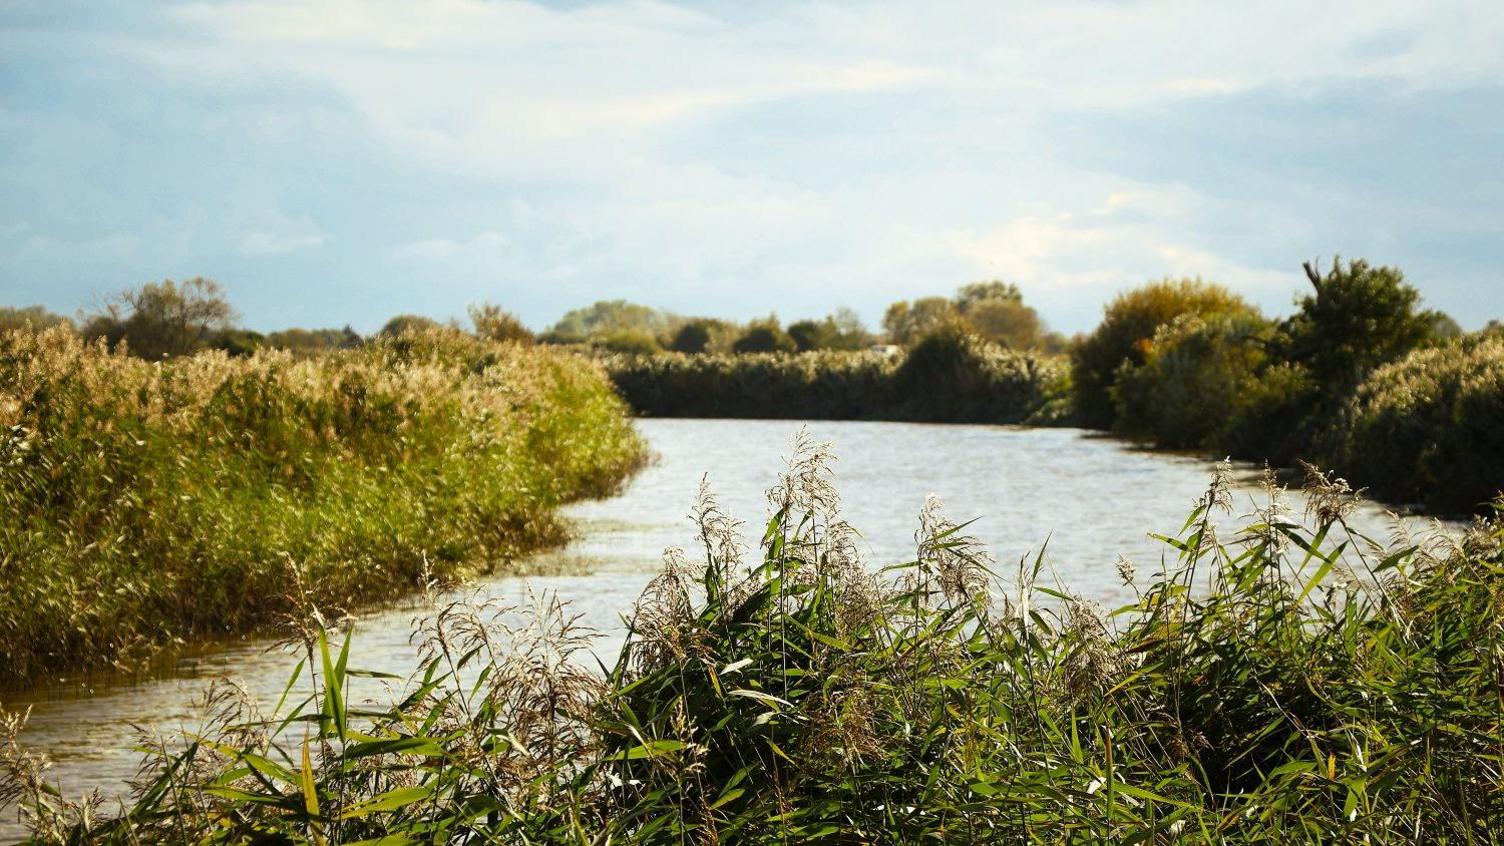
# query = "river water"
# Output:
<box><xmin>1</xmin><ymin>419</ymin><xmax>1450</xmax><ymax>840</ymax></box>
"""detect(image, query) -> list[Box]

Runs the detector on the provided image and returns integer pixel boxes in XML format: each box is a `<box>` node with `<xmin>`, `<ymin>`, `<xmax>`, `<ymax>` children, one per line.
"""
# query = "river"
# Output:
<box><xmin>1</xmin><ymin>418</ymin><xmax>1450</xmax><ymax>841</ymax></box>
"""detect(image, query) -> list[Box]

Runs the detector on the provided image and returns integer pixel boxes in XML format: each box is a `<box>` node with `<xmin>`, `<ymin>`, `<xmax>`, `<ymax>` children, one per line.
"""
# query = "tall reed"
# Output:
<box><xmin>0</xmin><ymin>326</ymin><xmax>646</xmax><ymax>683</ymax></box>
<box><xmin>7</xmin><ymin>438</ymin><xmax>1497</xmax><ymax>843</ymax></box>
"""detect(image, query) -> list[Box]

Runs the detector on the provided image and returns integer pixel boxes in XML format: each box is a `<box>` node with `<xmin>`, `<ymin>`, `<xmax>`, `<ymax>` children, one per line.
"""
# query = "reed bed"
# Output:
<box><xmin>6</xmin><ymin>438</ymin><xmax>1498</xmax><ymax>844</ymax></box>
<box><xmin>0</xmin><ymin>326</ymin><xmax>646</xmax><ymax>684</ymax></box>
<box><xmin>608</xmin><ymin>328</ymin><xmax>1068</xmax><ymax>424</ymax></box>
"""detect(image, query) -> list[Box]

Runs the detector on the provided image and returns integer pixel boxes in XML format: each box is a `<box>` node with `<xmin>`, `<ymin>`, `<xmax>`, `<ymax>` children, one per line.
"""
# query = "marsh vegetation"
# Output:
<box><xmin>0</xmin><ymin>326</ymin><xmax>644</xmax><ymax>684</ymax></box>
<box><xmin>4</xmin><ymin>440</ymin><xmax>1498</xmax><ymax>843</ymax></box>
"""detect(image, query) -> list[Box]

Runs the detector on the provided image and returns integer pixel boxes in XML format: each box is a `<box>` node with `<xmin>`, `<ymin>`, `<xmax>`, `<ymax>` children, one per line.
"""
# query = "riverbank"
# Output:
<box><xmin>0</xmin><ymin>327</ymin><xmax>647</xmax><ymax>685</ymax></box>
<box><xmin>604</xmin><ymin>332</ymin><xmax>1503</xmax><ymax>517</ymax></box>
<box><xmin>606</xmin><ymin>327</ymin><xmax>1069</xmax><ymax>424</ymax></box>
<box><xmin>6</xmin><ymin>439</ymin><xmax>1497</xmax><ymax>844</ymax></box>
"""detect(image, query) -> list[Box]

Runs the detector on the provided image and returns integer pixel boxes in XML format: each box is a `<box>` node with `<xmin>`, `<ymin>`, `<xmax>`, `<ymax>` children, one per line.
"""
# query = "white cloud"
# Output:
<box><xmin>3</xmin><ymin>0</ymin><xmax>1501</xmax><ymax>330</ymax></box>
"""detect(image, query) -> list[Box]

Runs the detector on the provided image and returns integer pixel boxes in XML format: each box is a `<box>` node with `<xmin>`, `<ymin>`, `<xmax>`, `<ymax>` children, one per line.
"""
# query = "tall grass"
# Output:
<box><xmin>8</xmin><ymin>439</ymin><xmax>1498</xmax><ymax>843</ymax></box>
<box><xmin>608</xmin><ymin>330</ymin><xmax>1067</xmax><ymax>424</ymax></box>
<box><xmin>0</xmin><ymin>326</ymin><xmax>646</xmax><ymax>684</ymax></box>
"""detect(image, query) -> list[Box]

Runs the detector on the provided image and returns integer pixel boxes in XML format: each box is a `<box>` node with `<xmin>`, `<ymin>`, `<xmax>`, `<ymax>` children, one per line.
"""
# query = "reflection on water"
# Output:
<box><xmin>1</xmin><ymin>419</ymin><xmax>1449</xmax><ymax>840</ymax></box>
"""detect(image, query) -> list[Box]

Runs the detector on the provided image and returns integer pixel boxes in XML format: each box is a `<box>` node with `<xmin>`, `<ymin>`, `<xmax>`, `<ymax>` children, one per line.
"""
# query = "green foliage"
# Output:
<box><xmin>786</xmin><ymin>309</ymin><xmax>870</xmax><ymax>352</ymax></box>
<box><xmin>962</xmin><ymin>296</ymin><xmax>1045</xmax><ymax>350</ymax></box>
<box><xmin>668</xmin><ymin>320</ymin><xmax>715</xmax><ymax>353</ymax></box>
<box><xmin>1327</xmin><ymin>336</ymin><xmax>1504</xmax><ymax>513</ymax></box>
<box><xmin>954</xmin><ymin>278</ymin><xmax>1023</xmax><ymax>309</ymax></box>
<box><xmin>81</xmin><ymin>277</ymin><xmax>237</xmax><ymax>360</ymax></box>
<box><xmin>0</xmin><ymin>326</ymin><xmax>646</xmax><ymax>682</ymax></box>
<box><xmin>594</xmin><ymin>328</ymin><xmax>662</xmax><ymax>356</ymax></box>
<box><xmin>264</xmin><ymin>326</ymin><xmax>363</xmax><ymax>355</ymax></box>
<box><xmin>378</xmin><ymin>313</ymin><xmax>443</xmax><ymax>336</ymax></box>
<box><xmin>545</xmin><ymin>299</ymin><xmax>670</xmax><ymax>344</ymax></box>
<box><xmin>731</xmin><ymin>319</ymin><xmax>797</xmax><ymax>354</ymax></box>
<box><xmin>468</xmin><ymin>301</ymin><xmax>535</xmax><ymax>344</ymax></box>
<box><xmin>608</xmin><ymin>332</ymin><xmax>1064</xmax><ymax>424</ymax></box>
<box><xmin>1280</xmin><ymin>259</ymin><xmax>1442</xmax><ymax>396</ymax></box>
<box><xmin>889</xmin><ymin>323</ymin><xmax>1060</xmax><ymax>423</ymax></box>
<box><xmin>207</xmin><ymin>327</ymin><xmax>267</xmax><ymax>357</ymax></box>
<box><xmin>0</xmin><ymin>306</ymin><xmax>73</xmax><ymax>333</ymax></box>
<box><xmin>1111</xmin><ymin>311</ymin><xmax>1273</xmax><ymax>448</ymax></box>
<box><xmin>14</xmin><ymin>447</ymin><xmax>1501</xmax><ymax>844</ymax></box>
<box><xmin>1071</xmin><ymin>278</ymin><xmax>1258</xmax><ymax>429</ymax></box>
<box><xmin>882</xmin><ymin>295</ymin><xmax>954</xmax><ymax>346</ymax></box>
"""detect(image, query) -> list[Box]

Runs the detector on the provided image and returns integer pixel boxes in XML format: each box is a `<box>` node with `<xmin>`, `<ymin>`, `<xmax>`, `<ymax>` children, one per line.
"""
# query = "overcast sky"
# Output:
<box><xmin>3</xmin><ymin>0</ymin><xmax>1502</xmax><ymax>334</ymax></box>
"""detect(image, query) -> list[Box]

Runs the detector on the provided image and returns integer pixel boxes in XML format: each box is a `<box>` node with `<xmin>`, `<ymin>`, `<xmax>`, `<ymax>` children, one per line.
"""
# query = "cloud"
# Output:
<box><xmin>1</xmin><ymin>0</ymin><xmax>1501</xmax><ymax>333</ymax></box>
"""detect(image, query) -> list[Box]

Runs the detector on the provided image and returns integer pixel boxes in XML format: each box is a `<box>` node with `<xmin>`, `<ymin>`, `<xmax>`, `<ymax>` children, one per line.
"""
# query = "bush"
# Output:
<box><xmin>15</xmin><ymin>447</ymin><xmax>1501</xmax><ymax>843</ymax></box>
<box><xmin>890</xmin><ymin>323</ymin><xmax>1061</xmax><ymax>423</ymax></box>
<box><xmin>0</xmin><ymin>326</ymin><xmax>646</xmax><ymax>681</ymax></box>
<box><xmin>1070</xmin><ymin>278</ymin><xmax>1256</xmax><ymax>429</ymax></box>
<box><xmin>668</xmin><ymin>320</ymin><xmax>714</xmax><ymax>353</ymax></box>
<box><xmin>378</xmin><ymin>313</ymin><xmax>443</xmax><ymax>336</ymax></box>
<box><xmin>731</xmin><ymin>322</ymin><xmax>797</xmax><ymax>354</ymax></box>
<box><xmin>469</xmin><ymin>302</ymin><xmax>535</xmax><ymax>344</ymax></box>
<box><xmin>1111</xmin><ymin>311</ymin><xmax>1272</xmax><ymax>448</ymax></box>
<box><xmin>1326</xmin><ymin>336</ymin><xmax>1504</xmax><ymax>513</ymax></box>
<box><xmin>608</xmin><ymin>330</ymin><xmax>1064</xmax><ymax>424</ymax></box>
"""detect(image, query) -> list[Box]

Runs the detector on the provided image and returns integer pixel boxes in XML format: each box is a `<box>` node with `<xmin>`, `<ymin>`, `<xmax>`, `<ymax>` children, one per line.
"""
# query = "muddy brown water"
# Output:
<box><xmin>1</xmin><ymin>419</ymin><xmax>1453</xmax><ymax>841</ymax></box>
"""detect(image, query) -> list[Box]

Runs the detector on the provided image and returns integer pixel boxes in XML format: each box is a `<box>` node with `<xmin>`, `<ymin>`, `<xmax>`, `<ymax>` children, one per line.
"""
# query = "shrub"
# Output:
<box><xmin>1111</xmin><ymin>311</ymin><xmax>1273</xmax><ymax>448</ymax></box>
<box><xmin>889</xmin><ymin>323</ymin><xmax>1061</xmax><ymax>423</ymax></box>
<box><xmin>0</xmin><ymin>326</ymin><xmax>646</xmax><ymax>681</ymax></box>
<box><xmin>607</xmin><ymin>336</ymin><xmax>1063</xmax><ymax>424</ymax></box>
<box><xmin>1070</xmin><ymin>278</ymin><xmax>1256</xmax><ymax>429</ymax></box>
<box><xmin>668</xmin><ymin>320</ymin><xmax>714</xmax><ymax>353</ymax></box>
<box><xmin>731</xmin><ymin>321</ymin><xmax>797</xmax><ymax>354</ymax></box>
<box><xmin>378</xmin><ymin>313</ymin><xmax>443</xmax><ymax>336</ymax></box>
<box><xmin>1326</xmin><ymin>336</ymin><xmax>1504</xmax><ymax>513</ymax></box>
<box><xmin>469</xmin><ymin>302</ymin><xmax>534</xmax><ymax>344</ymax></box>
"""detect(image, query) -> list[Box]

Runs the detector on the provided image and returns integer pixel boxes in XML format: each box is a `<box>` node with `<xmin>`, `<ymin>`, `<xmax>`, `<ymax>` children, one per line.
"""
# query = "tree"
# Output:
<box><xmin>208</xmin><ymin>328</ymin><xmax>266</xmax><ymax>357</ymax></box>
<box><xmin>1280</xmin><ymin>258</ymin><xmax>1440</xmax><ymax>394</ymax></box>
<box><xmin>827</xmin><ymin>307</ymin><xmax>874</xmax><ymax>349</ymax></box>
<box><xmin>469</xmin><ymin>302</ymin><xmax>534</xmax><ymax>344</ymax></box>
<box><xmin>883</xmin><ymin>297</ymin><xmax>956</xmax><ymax>346</ymax></box>
<box><xmin>669</xmin><ymin>320</ymin><xmax>715</xmax><ymax>354</ymax></box>
<box><xmin>1070</xmin><ymin>278</ymin><xmax>1256</xmax><ymax>429</ymax></box>
<box><xmin>82</xmin><ymin>277</ymin><xmax>237</xmax><ymax>360</ymax></box>
<box><xmin>379</xmin><ymin>314</ymin><xmax>443</xmax><ymax>337</ymax></box>
<box><xmin>964</xmin><ymin>298</ymin><xmax>1044</xmax><ymax>350</ymax></box>
<box><xmin>265</xmin><ymin>326</ymin><xmax>363</xmax><ymax>354</ymax></box>
<box><xmin>954</xmin><ymin>280</ymin><xmax>1022</xmax><ymax>311</ymax></box>
<box><xmin>732</xmin><ymin>319</ymin><xmax>797</xmax><ymax>354</ymax></box>
<box><xmin>1112</xmin><ymin>312</ymin><xmax>1272</xmax><ymax>448</ymax></box>
<box><xmin>544</xmin><ymin>300</ymin><xmax>669</xmax><ymax>344</ymax></box>
<box><xmin>787</xmin><ymin>318</ymin><xmax>838</xmax><ymax>352</ymax></box>
<box><xmin>0</xmin><ymin>305</ymin><xmax>73</xmax><ymax>333</ymax></box>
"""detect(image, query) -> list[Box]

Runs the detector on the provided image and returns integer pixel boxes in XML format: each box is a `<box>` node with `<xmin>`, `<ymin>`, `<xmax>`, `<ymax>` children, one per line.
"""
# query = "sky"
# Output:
<box><xmin>2</xmin><ymin>0</ymin><xmax>1502</xmax><ymax>336</ymax></box>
